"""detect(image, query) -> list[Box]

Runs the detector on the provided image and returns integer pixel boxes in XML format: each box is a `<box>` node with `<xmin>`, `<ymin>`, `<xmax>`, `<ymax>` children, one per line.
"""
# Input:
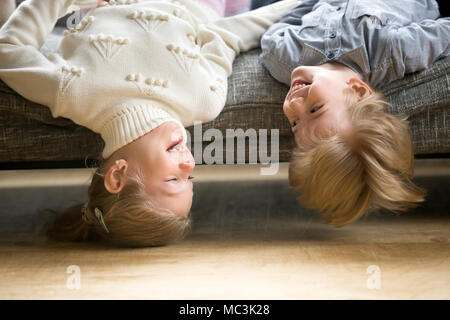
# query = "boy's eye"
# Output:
<box><xmin>311</xmin><ymin>105</ymin><xmax>323</xmax><ymax>113</ymax></box>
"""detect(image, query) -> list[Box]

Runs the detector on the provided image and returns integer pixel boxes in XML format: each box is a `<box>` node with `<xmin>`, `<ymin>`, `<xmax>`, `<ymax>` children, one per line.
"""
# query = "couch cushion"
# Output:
<box><xmin>0</xmin><ymin>49</ymin><xmax>448</xmax><ymax>164</ymax></box>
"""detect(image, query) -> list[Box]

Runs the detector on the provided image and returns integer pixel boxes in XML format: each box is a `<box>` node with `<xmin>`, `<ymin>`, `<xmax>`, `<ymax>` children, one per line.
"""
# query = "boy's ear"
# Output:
<box><xmin>347</xmin><ymin>77</ymin><xmax>373</xmax><ymax>101</ymax></box>
<box><xmin>104</xmin><ymin>159</ymin><xmax>128</xmax><ymax>194</ymax></box>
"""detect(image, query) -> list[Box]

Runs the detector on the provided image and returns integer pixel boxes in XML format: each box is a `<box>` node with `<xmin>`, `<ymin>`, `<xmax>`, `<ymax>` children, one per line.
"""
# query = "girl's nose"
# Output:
<box><xmin>179</xmin><ymin>161</ymin><xmax>195</xmax><ymax>181</ymax></box>
<box><xmin>179</xmin><ymin>153</ymin><xmax>195</xmax><ymax>173</ymax></box>
<box><xmin>179</xmin><ymin>161</ymin><xmax>195</xmax><ymax>171</ymax></box>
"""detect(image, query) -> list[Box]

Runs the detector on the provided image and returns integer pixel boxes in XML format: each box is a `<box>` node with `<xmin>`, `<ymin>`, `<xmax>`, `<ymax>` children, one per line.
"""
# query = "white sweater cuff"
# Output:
<box><xmin>100</xmin><ymin>104</ymin><xmax>186</xmax><ymax>159</ymax></box>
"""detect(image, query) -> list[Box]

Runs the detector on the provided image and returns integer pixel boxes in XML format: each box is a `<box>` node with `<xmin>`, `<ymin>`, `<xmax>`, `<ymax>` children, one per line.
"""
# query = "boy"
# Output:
<box><xmin>260</xmin><ymin>0</ymin><xmax>449</xmax><ymax>226</ymax></box>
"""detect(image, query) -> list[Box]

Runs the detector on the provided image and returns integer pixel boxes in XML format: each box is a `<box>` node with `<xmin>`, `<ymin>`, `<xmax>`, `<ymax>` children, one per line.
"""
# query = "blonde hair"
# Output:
<box><xmin>46</xmin><ymin>158</ymin><xmax>191</xmax><ymax>247</ymax></box>
<box><xmin>289</xmin><ymin>91</ymin><xmax>426</xmax><ymax>227</ymax></box>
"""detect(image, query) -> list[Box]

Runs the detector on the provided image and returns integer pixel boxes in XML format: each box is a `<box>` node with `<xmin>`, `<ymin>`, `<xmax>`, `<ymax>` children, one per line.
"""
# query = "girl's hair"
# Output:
<box><xmin>289</xmin><ymin>91</ymin><xmax>426</xmax><ymax>227</ymax></box>
<box><xmin>46</xmin><ymin>158</ymin><xmax>191</xmax><ymax>247</ymax></box>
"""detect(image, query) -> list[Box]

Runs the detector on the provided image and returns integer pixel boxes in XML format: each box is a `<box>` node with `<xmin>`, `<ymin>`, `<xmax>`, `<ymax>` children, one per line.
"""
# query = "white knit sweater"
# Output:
<box><xmin>0</xmin><ymin>0</ymin><xmax>298</xmax><ymax>158</ymax></box>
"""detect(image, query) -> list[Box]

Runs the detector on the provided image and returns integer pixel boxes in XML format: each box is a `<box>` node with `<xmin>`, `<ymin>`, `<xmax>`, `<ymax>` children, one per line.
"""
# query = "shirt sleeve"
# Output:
<box><xmin>0</xmin><ymin>0</ymin><xmax>97</xmax><ymax>109</ymax></box>
<box><xmin>389</xmin><ymin>17</ymin><xmax>450</xmax><ymax>80</ymax></box>
<box><xmin>260</xmin><ymin>0</ymin><xmax>319</xmax><ymax>85</ymax></box>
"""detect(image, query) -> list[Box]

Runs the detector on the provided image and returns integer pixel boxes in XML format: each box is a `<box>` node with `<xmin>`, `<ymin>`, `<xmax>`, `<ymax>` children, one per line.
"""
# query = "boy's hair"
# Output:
<box><xmin>289</xmin><ymin>91</ymin><xmax>426</xmax><ymax>227</ymax></box>
<box><xmin>46</xmin><ymin>158</ymin><xmax>191</xmax><ymax>247</ymax></box>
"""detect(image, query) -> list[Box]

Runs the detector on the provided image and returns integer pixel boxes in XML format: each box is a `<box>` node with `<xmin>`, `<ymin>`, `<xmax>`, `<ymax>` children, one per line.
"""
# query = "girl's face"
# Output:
<box><xmin>114</xmin><ymin>121</ymin><xmax>195</xmax><ymax>217</ymax></box>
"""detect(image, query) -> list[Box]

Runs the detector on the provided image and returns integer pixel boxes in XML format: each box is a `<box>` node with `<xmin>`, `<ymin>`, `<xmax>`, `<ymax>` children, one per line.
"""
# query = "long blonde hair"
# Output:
<box><xmin>46</xmin><ymin>157</ymin><xmax>191</xmax><ymax>247</ymax></box>
<box><xmin>289</xmin><ymin>92</ymin><xmax>426</xmax><ymax>226</ymax></box>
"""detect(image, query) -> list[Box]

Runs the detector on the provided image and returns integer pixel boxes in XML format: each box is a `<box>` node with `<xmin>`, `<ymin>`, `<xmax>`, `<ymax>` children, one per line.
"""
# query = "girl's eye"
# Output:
<box><xmin>167</xmin><ymin>176</ymin><xmax>194</xmax><ymax>182</ymax></box>
<box><xmin>167</xmin><ymin>144</ymin><xmax>177</xmax><ymax>151</ymax></box>
<box><xmin>311</xmin><ymin>105</ymin><xmax>323</xmax><ymax>113</ymax></box>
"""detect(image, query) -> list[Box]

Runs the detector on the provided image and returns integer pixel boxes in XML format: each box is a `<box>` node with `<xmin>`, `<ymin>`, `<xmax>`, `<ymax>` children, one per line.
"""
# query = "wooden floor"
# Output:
<box><xmin>0</xmin><ymin>161</ymin><xmax>449</xmax><ymax>299</ymax></box>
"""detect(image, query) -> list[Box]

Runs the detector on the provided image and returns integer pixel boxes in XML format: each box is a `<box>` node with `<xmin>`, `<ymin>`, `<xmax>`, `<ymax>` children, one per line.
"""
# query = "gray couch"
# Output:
<box><xmin>0</xmin><ymin>44</ymin><xmax>449</xmax><ymax>168</ymax></box>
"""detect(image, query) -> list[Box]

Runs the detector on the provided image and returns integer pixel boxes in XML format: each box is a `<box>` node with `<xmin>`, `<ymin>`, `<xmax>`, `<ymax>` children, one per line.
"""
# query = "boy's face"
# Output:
<box><xmin>283</xmin><ymin>64</ymin><xmax>371</xmax><ymax>148</ymax></box>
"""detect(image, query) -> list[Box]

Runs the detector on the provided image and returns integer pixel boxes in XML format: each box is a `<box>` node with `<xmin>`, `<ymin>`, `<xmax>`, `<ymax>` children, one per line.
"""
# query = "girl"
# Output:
<box><xmin>0</xmin><ymin>0</ymin><xmax>298</xmax><ymax>246</ymax></box>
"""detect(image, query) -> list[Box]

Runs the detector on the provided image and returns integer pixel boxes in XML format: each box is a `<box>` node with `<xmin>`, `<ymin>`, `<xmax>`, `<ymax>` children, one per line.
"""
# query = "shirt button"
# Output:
<box><xmin>327</xmin><ymin>52</ymin><xmax>335</xmax><ymax>59</ymax></box>
<box><xmin>330</xmin><ymin>32</ymin><xmax>336</xmax><ymax>38</ymax></box>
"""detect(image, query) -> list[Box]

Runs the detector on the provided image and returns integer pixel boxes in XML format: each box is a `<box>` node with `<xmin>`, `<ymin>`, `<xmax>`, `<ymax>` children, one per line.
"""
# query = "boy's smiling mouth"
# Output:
<box><xmin>291</xmin><ymin>78</ymin><xmax>310</xmax><ymax>88</ymax></box>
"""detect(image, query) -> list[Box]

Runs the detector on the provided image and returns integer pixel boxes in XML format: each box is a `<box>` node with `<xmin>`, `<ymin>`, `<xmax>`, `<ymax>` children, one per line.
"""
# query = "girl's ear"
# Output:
<box><xmin>104</xmin><ymin>159</ymin><xmax>128</xmax><ymax>194</ymax></box>
<box><xmin>347</xmin><ymin>78</ymin><xmax>373</xmax><ymax>101</ymax></box>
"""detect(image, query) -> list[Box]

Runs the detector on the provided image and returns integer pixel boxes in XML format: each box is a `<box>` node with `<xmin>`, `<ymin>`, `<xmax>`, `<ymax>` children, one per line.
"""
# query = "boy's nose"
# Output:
<box><xmin>288</xmin><ymin>97</ymin><xmax>306</xmax><ymax>117</ymax></box>
<box><xmin>291</xmin><ymin>66</ymin><xmax>314</xmax><ymax>84</ymax></box>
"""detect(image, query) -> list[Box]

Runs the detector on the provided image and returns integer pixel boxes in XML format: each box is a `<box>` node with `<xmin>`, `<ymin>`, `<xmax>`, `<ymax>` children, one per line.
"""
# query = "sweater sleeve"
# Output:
<box><xmin>0</xmin><ymin>0</ymin><xmax>97</xmax><ymax>109</ymax></box>
<box><xmin>209</xmin><ymin>0</ymin><xmax>300</xmax><ymax>53</ymax></box>
<box><xmin>197</xmin><ymin>0</ymin><xmax>300</xmax><ymax>76</ymax></box>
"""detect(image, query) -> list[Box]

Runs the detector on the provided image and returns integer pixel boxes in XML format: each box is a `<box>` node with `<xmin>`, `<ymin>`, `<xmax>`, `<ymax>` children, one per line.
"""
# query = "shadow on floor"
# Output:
<box><xmin>0</xmin><ymin>175</ymin><xmax>448</xmax><ymax>244</ymax></box>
